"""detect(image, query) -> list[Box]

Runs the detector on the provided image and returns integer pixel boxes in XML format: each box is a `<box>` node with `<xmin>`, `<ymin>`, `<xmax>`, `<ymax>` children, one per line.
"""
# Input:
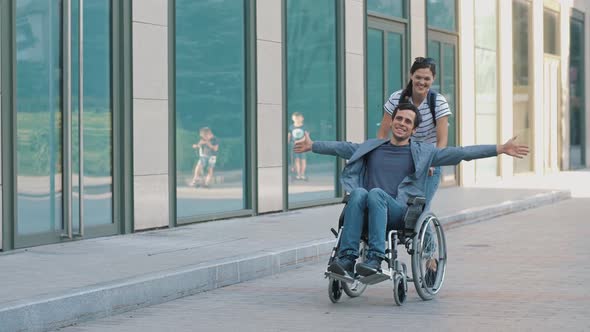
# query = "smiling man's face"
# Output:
<box><xmin>390</xmin><ymin>109</ymin><xmax>417</xmax><ymax>144</ymax></box>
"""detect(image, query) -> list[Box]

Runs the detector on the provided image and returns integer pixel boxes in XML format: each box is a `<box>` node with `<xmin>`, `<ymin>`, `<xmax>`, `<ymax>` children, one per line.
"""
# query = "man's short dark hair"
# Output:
<box><xmin>391</xmin><ymin>103</ymin><xmax>421</xmax><ymax>129</ymax></box>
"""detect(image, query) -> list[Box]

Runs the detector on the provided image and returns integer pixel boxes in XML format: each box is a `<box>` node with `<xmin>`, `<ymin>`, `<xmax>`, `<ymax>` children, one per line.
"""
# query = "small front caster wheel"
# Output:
<box><xmin>393</xmin><ymin>274</ymin><xmax>406</xmax><ymax>306</ymax></box>
<box><xmin>328</xmin><ymin>278</ymin><xmax>343</xmax><ymax>303</ymax></box>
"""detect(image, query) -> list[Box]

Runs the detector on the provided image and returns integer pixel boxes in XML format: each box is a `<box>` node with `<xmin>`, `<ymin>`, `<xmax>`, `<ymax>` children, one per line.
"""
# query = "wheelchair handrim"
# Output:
<box><xmin>417</xmin><ymin>215</ymin><xmax>447</xmax><ymax>295</ymax></box>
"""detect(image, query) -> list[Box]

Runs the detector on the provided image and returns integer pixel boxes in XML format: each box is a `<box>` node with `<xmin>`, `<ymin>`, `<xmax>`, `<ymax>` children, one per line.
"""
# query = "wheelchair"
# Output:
<box><xmin>325</xmin><ymin>195</ymin><xmax>447</xmax><ymax>306</ymax></box>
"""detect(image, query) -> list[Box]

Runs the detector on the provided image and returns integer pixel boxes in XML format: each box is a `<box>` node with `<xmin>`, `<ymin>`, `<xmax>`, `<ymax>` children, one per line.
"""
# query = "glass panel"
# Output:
<box><xmin>367</xmin><ymin>28</ymin><xmax>383</xmax><ymax>137</ymax></box>
<box><xmin>474</xmin><ymin>49</ymin><xmax>498</xmax><ymax>177</ymax></box>
<box><xmin>428</xmin><ymin>40</ymin><xmax>457</xmax><ymax>181</ymax></box>
<box><xmin>387</xmin><ymin>32</ymin><xmax>403</xmax><ymax>100</ymax></box>
<box><xmin>544</xmin><ymin>10</ymin><xmax>559</xmax><ymax>55</ymax></box>
<box><xmin>441</xmin><ymin>44</ymin><xmax>456</xmax><ymax>147</ymax></box>
<box><xmin>176</xmin><ymin>0</ymin><xmax>246</xmax><ymax>218</ymax></box>
<box><xmin>70</xmin><ymin>0</ymin><xmax>113</xmax><ymax>231</ymax></box>
<box><xmin>367</xmin><ymin>0</ymin><xmax>405</xmax><ymax>18</ymax></box>
<box><xmin>474</xmin><ymin>0</ymin><xmax>497</xmax><ymax>51</ymax></box>
<box><xmin>513</xmin><ymin>0</ymin><xmax>533</xmax><ymax>173</ymax></box>
<box><xmin>474</xmin><ymin>0</ymin><xmax>497</xmax><ymax>177</ymax></box>
<box><xmin>16</xmin><ymin>1</ymin><xmax>63</xmax><ymax>235</ymax></box>
<box><xmin>569</xmin><ymin>17</ymin><xmax>585</xmax><ymax>168</ymax></box>
<box><xmin>427</xmin><ymin>40</ymin><xmax>440</xmax><ymax>91</ymax></box>
<box><xmin>80</xmin><ymin>0</ymin><xmax>113</xmax><ymax>227</ymax></box>
<box><xmin>427</xmin><ymin>0</ymin><xmax>456</xmax><ymax>31</ymax></box>
<box><xmin>287</xmin><ymin>0</ymin><xmax>337</xmax><ymax>204</ymax></box>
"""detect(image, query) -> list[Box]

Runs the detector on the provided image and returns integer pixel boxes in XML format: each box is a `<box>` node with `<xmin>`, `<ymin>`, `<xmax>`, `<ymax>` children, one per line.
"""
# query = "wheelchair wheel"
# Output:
<box><xmin>342</xmin><ymin>241</ymin><xmax>368</xmax><ymax>298</ymax></box>
<box><xmin>393</xmin><ymin>274</ymin><xmax>406</xmax><ymax>306</ymax></box>
<box><xmin>411</xmin><ymin>213</ymin><xmax>447</xmax><ymax>301</ymax></box>
<box><xmin>328</xmin><ymin>278</ymin><xmax>343</xmax><ymax>303</ymax></box>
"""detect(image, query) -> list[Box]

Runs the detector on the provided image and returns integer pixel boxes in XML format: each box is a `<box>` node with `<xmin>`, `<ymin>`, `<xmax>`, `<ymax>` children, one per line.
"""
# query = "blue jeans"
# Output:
<box><xmin>338</xmin><ymin>188</ymin><xmax>407</xmax><ymax>260</ymax></box>
<box><xmin>424</xmin><ymin>166</ymin><xmax>441</xmax><ymax>211</ymax></box>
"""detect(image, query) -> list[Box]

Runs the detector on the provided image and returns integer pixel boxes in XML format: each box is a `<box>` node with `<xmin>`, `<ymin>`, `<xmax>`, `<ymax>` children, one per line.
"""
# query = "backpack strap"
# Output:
<box><xmin>428</xmin><ymin>90</ymin><xmax>437</xmax><ymax>127</ymax></box>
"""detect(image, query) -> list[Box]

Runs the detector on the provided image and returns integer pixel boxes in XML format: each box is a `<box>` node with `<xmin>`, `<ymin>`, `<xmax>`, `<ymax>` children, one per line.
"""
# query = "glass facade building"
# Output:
<box><xmin>0</xmin><ymin>0</ymin><xmax>588</xmax><ymax>250</ymax></box>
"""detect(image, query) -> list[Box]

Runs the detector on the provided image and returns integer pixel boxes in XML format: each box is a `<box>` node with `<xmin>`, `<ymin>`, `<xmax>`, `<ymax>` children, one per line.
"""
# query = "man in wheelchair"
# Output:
<box><xmin>294</xmin><ymin>103</ymin><xmax>529</xmax><ymax>279</ymax></box>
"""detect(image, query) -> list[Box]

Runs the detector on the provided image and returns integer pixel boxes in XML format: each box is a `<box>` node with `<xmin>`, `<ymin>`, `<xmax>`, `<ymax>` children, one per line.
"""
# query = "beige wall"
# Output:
<box><xmin>0</xmin><ymin>5</ymin><xmax>2</xmax><ymax>249</ymax></box>
<box><xmin>345</xmin><ymin>0</ymin><xmax>365</xmax><ymax>142</ymax></box>
<box><xmin>132</xmin><ymin>0</ymin><xmax>170</xmax><ymax>230</ymax></box>
<box><xmin>256</xmin><ymin>0</ymin><xmax>284</xmax><ymax>213</ymax></box>
<box><xmin>458</xmin><ymin>0</ymin><xmax>477</xmax><ymax>185</ymax></box>
<box><xmin>410</xmin><ymin>0</ymin><xmax>427</xmax><ymax>59</ymax></box>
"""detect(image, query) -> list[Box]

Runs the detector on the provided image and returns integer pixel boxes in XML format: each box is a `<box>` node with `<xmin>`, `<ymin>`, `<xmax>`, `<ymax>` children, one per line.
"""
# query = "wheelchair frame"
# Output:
<box><xmin>325</xmin><ymin>196</ymin><xmax>447</xmax><ymax>305</ymax></box>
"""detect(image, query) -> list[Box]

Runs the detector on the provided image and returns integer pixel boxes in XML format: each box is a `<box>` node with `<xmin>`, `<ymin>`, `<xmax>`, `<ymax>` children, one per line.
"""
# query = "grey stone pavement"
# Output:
<box><xmin>56</xmin><ymin>197</ymin><xmax>590</xmax><ymax>332</ymax></box>
<box><xmin>2</xmin><ymin>170</ymin><xmax>589</xmax><ymax>331</ymax></box>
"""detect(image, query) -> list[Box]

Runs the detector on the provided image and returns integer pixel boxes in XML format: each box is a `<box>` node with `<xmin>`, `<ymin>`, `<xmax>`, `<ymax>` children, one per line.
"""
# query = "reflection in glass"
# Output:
<box><xmin>287</xmin><ymin>0</ymin><xmax>338</xmax><ymax>204</ymax></box>
<box><xmin>426</xmin><ymin>0</ymin><xmax>456</xmax><ymax>32</ymax></box>
<box><xmin>367</xmin><ymin>29</ymin><xmax>404</xmax><ymax>138</ymax></box>
<box><xmin>569</xmin><ymin>17</ymin><xmax>586</xmax><ymax>168</ymax></box>
<box><xmin>71</xmin><ymin>0</ymin><xmax>113</xmax><ymax>230</ymax></box>
<box><xmin>176</xmin><ymin>0</ymin><xmax>246</xmax><ymax>218</ymax></box>
<box><xmin>367</xmin><ymin>0</ymin><xmax>405</xmax><ymax>18</ymax></box>
<box><xmin>427</xmin><ymin>40</ymin><xmax>441</xmax><ymax>91</ymax></box>
<box><xmin>16</xmin><ymin>1</ymin><xmax>63</xmax><ymax>235</ymax></box>
<box><xmin>428</xmin><ymin>40</ymin><xmax>457</xmax><ymax>181</ymax></box>
<box><xmin>387</xmin><ymin>32</ymin><xmax>403</xmax><ymax>103</ymax></box>
<box><xmin>513</xmin><ymin>0</ymin><xmax>533</xmax><ymax>173</ymax></box>
<box><xmin>544</xmin><ymin>10</ymin><xmax>559</xmax><ymax>55</ymax></box>
<box><xmin>442</xmin><ymin>44</ymin><xmax>456</xmax><ymax>148</ymax></box>
<box><xmin>367</xmin><ymin>28</ymin><xmax>383</xmax><ymax>137</ymax></box>
<box><xmin>474</xmin><ymin>0</ymin><xmax>497</xmax><ymax>177</ymax></box>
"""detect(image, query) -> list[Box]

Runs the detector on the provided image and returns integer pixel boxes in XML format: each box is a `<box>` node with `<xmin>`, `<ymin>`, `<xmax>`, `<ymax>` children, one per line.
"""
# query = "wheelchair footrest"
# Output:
<box><xmin>324</xmin><ymin>271</ymin><xmax>356</xmax><ymax>284</ymax></box>
<box><xmin>358</xmin><ymin>272</ymin><xmax>391</xmax><ymax>285</ymax></box>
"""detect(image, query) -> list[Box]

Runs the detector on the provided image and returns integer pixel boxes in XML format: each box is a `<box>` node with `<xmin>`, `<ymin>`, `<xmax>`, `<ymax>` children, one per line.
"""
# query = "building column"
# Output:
<box><xmin>256</xmin><ymin>0</ymin><xmax>284</xmax><ymax>213</ymax></box>
<box><xmin>458</xmin><ymin>0</ymin><xmax>476</xmax><ymax>186</ymax></box>
<box><xmin>345</xmin><ymin>0</ymin><xmax>365</xmax><ymax>142</ymax></box>
<box><xmin>410</xmin><ymin>0</ymin><xmax>427</xmax><ymax>59</ymax></box>
<box><xmin>132</xmin><ymin>0</ymin><xmax>170</xmax><ymax>230</ymax></box>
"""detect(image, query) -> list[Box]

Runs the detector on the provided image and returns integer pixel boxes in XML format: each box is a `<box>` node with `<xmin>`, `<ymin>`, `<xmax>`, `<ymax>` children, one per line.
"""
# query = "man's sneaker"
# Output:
<box><xmin>355</xmin><ymin>257</ymin><xmax>382</xmax><ymax>277</ymax></box>
<box><xmin>327</xmin><ymin>256</ymin><xmax>356</xmax><ymax>278</ymax></box>
<box><xmin>424</xmin><ymin>258</ymin><xmax>438</xmax><ymax>287</ymax></box>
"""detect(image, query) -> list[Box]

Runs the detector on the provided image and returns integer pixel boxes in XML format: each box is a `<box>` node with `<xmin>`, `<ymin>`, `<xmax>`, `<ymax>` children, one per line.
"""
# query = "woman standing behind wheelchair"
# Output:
<box><xmin>377</xmin><ymin>57</ymin><xmax>451</xmax><ymax>209</ymax></box>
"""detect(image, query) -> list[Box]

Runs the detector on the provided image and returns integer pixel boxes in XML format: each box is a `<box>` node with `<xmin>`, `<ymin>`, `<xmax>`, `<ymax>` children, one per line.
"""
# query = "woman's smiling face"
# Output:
<box><xmin>410</xmin><ymin>67</ymin><xmax>435</xmax><ymax>98</ymax></box>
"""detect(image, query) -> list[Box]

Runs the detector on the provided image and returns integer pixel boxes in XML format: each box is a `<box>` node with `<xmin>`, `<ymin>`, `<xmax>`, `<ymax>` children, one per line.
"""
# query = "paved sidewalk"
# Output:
<box><xmin>0</xmin><ymin>185</ymin><xmax>571</xmax><ymax>332</ymax></box>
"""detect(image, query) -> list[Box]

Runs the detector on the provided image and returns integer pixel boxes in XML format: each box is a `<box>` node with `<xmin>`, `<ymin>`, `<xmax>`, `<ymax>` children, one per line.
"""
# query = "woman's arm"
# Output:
<box><xmin>435</xmin><ymin>115</ymin><xmax>449</xmax><ymax>148</ymax></box>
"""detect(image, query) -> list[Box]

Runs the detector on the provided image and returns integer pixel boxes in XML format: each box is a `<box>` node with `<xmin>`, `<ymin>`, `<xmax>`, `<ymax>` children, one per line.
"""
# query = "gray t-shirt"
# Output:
<box><xmin>365</xmin><ymin>142</ymin><xmax>415</xmax><ymax>198</ymax></box>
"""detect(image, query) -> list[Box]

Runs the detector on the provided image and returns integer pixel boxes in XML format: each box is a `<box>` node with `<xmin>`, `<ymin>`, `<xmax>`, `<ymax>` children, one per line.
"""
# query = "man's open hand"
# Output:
<box><xmin>499</xmin><ymin>136</ymin><xmax>529</xmax><ymax>159</ymax></box>
<box><xmin>293</xmin><ymin>132</ymin><xmax>313</xmax><ymax>153</ymax></box>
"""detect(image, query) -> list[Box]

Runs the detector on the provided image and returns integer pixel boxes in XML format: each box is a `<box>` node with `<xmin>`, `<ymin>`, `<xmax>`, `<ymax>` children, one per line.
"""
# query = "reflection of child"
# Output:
<box><xmin>190</xmin><ymin>127</ymin><xmax>219</xmax><ymax>188</ymax></box>
<box><xmin>288</xmin><ymin>112</ymin><xmax>308</xmax><ymax>180</ymax></box>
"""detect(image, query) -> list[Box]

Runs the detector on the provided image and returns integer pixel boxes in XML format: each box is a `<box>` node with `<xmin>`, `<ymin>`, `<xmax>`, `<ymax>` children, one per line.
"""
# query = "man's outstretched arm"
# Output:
<box><xmin>432</xmin><ymin>136</ymin><xmax>530</xmax><ymax>166</ymax></box>
<box><xmin>293</xmin><ymin>132</ymin><xmax>359</xmax><ymax>160</ymax></box>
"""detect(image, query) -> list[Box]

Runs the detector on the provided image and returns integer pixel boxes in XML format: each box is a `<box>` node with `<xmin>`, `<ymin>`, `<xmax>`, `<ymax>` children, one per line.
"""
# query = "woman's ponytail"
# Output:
<box><xmin>400</xmin><ymin>80</ymin><xmax>413</xmax><ymax>103</ymax></box>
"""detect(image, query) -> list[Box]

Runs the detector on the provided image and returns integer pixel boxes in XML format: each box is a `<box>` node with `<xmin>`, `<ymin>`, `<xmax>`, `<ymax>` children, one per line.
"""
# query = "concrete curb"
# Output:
<box><xmin>440</xmin><ymin>190</ymin><xmax>571</xmax><ymax>229</ymax></box>
<box><xmin>0</xmin><ymin>190</ymin><xmax>571</xmax><ymax>332</ymax></box>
